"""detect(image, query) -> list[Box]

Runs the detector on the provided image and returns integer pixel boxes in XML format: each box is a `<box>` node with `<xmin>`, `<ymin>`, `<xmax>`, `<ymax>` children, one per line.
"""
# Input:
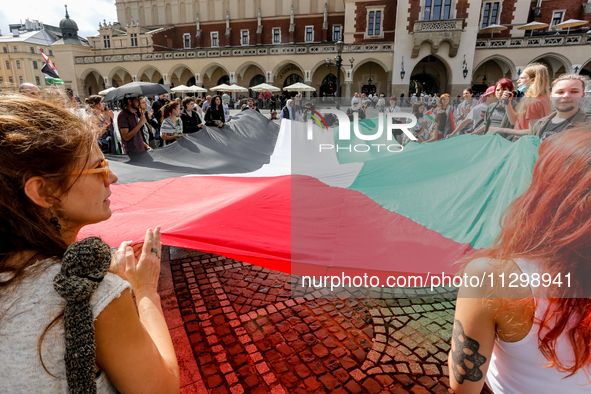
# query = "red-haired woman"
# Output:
<box><xmin>449</xmin><ymin>128</ymin><xmax>591</xmax><ymax>394</ymax></box>
<box><xmin>472</xmin><ymin>78</ymin><xmax>516</xmax><ymax>136</ymax></box>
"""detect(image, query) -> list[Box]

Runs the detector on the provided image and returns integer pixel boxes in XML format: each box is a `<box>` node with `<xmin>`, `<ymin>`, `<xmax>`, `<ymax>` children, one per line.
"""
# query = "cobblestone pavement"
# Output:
<box><xmin>161</xmin><ymin>247</ymin><xmax>492</xmax><ymax>394</ymax></box>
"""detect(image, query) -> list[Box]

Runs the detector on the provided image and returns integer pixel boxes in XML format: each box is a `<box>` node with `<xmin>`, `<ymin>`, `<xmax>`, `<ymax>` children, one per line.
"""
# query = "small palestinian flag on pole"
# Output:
<box><xmin>39</xmin><ymin>48</ymin><xmax>64</xmax><ymax>85</ymax></box>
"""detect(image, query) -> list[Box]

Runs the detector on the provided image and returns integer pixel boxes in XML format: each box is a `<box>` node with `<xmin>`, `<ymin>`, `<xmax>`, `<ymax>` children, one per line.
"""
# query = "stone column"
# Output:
<box><xmin>345</xmin><ymin>81</ymin><xmax>352</xmax><ymax>98</ymax></box>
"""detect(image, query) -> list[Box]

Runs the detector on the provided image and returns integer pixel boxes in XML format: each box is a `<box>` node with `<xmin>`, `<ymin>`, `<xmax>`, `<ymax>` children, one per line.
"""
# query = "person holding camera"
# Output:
<box><xmin>471</xmin><ymin>79</ymin><xmax>516</xmax><ymax>137</ymax></box>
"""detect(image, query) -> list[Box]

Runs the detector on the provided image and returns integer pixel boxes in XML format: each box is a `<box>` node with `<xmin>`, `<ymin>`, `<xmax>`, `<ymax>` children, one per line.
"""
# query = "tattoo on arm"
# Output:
<box><xmin>451</xmin><ymin>319</ymin><xmax>487</xmax><ymax>384</ymax></box>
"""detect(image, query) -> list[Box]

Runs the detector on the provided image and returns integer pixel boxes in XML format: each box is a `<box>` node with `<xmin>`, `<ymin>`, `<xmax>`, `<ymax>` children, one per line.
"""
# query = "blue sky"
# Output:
<box><xmin>1</xmin><ymin>0</ymin><xmax>118</xmax><ymax>38</ymax></box>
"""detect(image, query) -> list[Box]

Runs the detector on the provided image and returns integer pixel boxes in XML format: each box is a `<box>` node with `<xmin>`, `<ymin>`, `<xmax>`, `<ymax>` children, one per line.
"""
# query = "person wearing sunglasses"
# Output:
<box><xmin>0</xmin><ymin>95</ymin><xmax>179</xmax><ymax>393</ymax></box>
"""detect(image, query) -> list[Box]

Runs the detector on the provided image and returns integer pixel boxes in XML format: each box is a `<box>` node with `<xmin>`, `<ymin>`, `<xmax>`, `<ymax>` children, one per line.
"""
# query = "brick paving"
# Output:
<box><xmin>160</xmin><ymin>246</ymin><xmax>493</xmax><ymax>394</ymax></box>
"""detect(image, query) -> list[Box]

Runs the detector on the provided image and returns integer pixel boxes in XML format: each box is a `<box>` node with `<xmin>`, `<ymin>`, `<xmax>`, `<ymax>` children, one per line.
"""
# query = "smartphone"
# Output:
<box><xmin>503</xmin><ymin>92</ymin><xmax>513</xmax><ymax>106</ymax></box>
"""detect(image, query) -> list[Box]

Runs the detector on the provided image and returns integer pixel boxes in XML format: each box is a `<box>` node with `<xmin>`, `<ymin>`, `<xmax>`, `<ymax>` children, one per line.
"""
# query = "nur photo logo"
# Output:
<box><xmin>305</xmin><ymin>109</ymin><xmax>418</xmax><ymax>152</ymax></box>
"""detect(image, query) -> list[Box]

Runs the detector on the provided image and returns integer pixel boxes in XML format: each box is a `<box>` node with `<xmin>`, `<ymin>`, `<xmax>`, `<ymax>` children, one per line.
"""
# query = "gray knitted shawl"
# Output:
<box><xmin>53</xmin><ymin>237</ymin><xmax>112</xmax><ymax>394</ymax></box>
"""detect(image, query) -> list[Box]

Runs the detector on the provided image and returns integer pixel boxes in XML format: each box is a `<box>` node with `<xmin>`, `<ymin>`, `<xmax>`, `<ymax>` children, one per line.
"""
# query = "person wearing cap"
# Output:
<box><xmin>471</xmin><ymin>78</ymin><xmax>516</xmax><ymax>136</ymax></box>
<box><xmin>447</xmin><ymin>86</ymin><xmax>497</xmax><ymax>138</ymax></box>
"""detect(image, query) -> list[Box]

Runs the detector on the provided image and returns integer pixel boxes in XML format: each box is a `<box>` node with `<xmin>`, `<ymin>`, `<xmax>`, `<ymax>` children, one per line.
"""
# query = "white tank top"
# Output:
<box><xmin>485</xmin><ymin>259</ymin><xmax>591</xmax><ymax>393</ymax></box>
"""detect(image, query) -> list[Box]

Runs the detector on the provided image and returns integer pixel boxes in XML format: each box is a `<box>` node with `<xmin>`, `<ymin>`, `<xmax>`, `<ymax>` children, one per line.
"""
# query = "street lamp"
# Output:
<box><xmin>462</xmin><ymin>55</ymin><xmax>468</xmax><ymax>79</ymax></box>
<box><xmin>400</xmin><ymin>57</ymin><xmax>406</xmax><ymax>80</ymax></box>
<box><xmin>325</xmin><ymin>41</ymin><xmax>354</xmax><ymax>109</ymax></box>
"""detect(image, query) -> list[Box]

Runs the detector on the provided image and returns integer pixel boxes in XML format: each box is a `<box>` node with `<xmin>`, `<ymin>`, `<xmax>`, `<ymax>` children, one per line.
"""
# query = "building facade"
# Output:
<box><xmin>13</xmin><ymin>0</ymin><xmax>591</xmax><ymax>99</ymax></box>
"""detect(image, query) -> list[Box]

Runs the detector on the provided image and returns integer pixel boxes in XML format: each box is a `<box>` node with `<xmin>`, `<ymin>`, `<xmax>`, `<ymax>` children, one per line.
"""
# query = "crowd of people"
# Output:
<box><xmin>2</xmin><ymin>63</ymin><xmax>591</xmax><ymax>393</ymax></box>
<box><xmin>403</xmin><ymin>65</ymin><xmax>591</xmax><ymax>146</ymax></box>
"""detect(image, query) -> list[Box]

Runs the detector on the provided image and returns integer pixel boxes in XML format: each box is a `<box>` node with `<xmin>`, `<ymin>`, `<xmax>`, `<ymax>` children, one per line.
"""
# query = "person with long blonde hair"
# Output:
<box><xmin>490</xmin><ymin>63</ymin><xmax>551</xmax><ymax>137</ymax></box>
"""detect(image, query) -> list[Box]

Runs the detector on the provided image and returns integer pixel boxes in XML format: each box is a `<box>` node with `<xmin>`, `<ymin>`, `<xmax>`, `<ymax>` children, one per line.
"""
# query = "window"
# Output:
<box><xmin>35</xmin><ymin>76</ymin><xmax>40</xmax><ymax>85</ymax></box>
<box><xmin>424</xmin><ymin>0</ymin><xmax>452</xmax><ymax>20</ymax></box>
<box><xmin>481</xmin><ymin>2</ymin><xmax>500</xmax><ymax>28</ymax></box>
<box><xmin>367</xmin><ymin>10</ymin><xmax>383</xmax><ymax>35</ymax></box>
<box><xmin>211</xmin><ymin>32</ymin><xmax>219</xmax><ymax>47</ymax></box>
<box><xmin>183</xmin><ymin>33</ymin><xmax>191</xmax><ymax>48</ymax></box>
<box><xmin>19</xmin><ymin>76</ymin><xmax>23</xmax><ymax>84</ymax></box>
<box><xmin>131</xmin><ymin>33</ymin><xmax>138</xmax><ymax>47</ymax></box>
<box><xmin>273</xmin><ymin>28</ymin><xmax>281</xmax><ymax>44</ymax></box>
<box><xmin>33</xmin><ymin>61</ymin><xmax>38</xmax><ymax>69</ymax></box>
<box><xmin>16</xmin><ymin>61</ymin><xmax>21</xmax><ymax>69</ymax></box>
<box><xmin>241</xmin><ymin>30</ymin><xmax>249</xmax><ymax>45</ymax></box>
<box><xmin>30</xmin><ymin>47</ymin><xmax>34</xmax><ymax>53</ymax></box>
<box><xmin>13</xmin><ymin>46</ymin><xmax>17</xmax><ymax>52</ymax></box>
<box><xmin>333</xmin><ymin>25</ymin><xmax>342</xmax><ymax>41</ymax></box>
<box><xmin>2</xmin><ymin>47</ymin><xmax>6</xmax><ymax>53</ymax></box>
<box><xmin>551</xmin><ymin>11</ymin><xmax>564</xmax><ymax>27</ymax></box>
<box><xmin>9</xmin><ymin>76</ymin><xmax>13</xmax><ymax>84</ymax></box>
<box><xmin>49</xmin><ymin>50</ymin><xmax>53</xmax><ymax>56</ymax></box>
<box><xmin>0</xmin><ymin>77</ymin><xmax>3</xmax><ymax>83</ymax></box>
<box><xmin>5</xmin><ymin>61</ymin><xmax>10</xmax><ymax>69</ymax></box>
<box><xmin>103</xmin><ymin>35</ymin><xmax>111</xmax><ymax>48</ymax></box>
<box><xmin>305</xmin><ymin>26</ymin><xmax>314</xmax><ymax>42</ymax></box>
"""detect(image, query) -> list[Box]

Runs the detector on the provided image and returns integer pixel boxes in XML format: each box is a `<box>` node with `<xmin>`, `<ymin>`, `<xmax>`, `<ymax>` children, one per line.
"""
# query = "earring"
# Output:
<box><xmin>49</xmin><ymin>209</ymin><xmax>61</xmax><ymax>230</ymax></box>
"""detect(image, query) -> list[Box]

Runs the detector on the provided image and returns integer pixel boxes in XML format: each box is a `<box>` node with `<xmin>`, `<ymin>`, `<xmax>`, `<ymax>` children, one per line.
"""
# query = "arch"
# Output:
<box><xmin>235</xmin><ymin>61</ymin><xmax>266</xmax><ymax>80</ymax></box>
<box><xmin>137</xmin><ymin>65</ymin><xmax>164</xmax><ymax>80</ymax></box>
<box><xmin>580</xmin><ymin>58</ymin><xmax>591</xmax><ymax>71</ymax></box>
<box><xmin>472</xmin><ymin>54</ymin><xmax>517</xmax><ymax>79</ymax></box>
<box><xmin>139</xmin><ymin>6</ymin><xmax>145</xmax><ymax>26</ymax></box>
<box><xmin>529</xmin><ymin>52</ymin><xmax>572</xmax><ymax>76</ymax></box>
<box><xmin>165</xmin><ymin>3</ymin><xmax>173</xmax><ymax>24</ymax></box>
<box><xmin>168</xmin><ymin>63</ymin><xmax>195</xmax><ymax>79</ymax></box>
<box><xmin>352</xmin><ymin>57</ymin><xmax>389</xmax><ymax>76</ymax></box>
<box><xmin>217</xmin><ymin>75</ymin><xmax>230</xmax><ymax>85</ymax></box>
<box><xmin>107</xmin><ymin>67</ymin><xmax>133</xmax><ymax>83</ymax></box>
<box><xmin>320</xmin><ymin>73</ymin><xmax>337</xmax><ymax>97</ymax></box>
<box><xmin>272</xmin><ymin>60</ymin><xmax>305</xmax><ymax>78</ymax></box>
<box><xmin>283</xmin><ymin>73</ymin><xmax>304</xmax><ymax>87</ymax></box>
<box><xmin>108</xmin><ymin>67</ymin><xmax>133</xmax><ymax>87</ymax></box>
<box><xmin>310</xmin><ymin>59</ymin><xmax>346</xmax><ymax>80</ymax></box>
<box><xmin>152</xmin><ymin>5</ymin><xmax>159</xmax><ymax>25</ymax></box>
<box><xmin>80</xmin><ymin>67</ymin><xmax>103</xmax><ymax>83</ymax></box>
<box><xmin>179</xmin><ymin>3</ymin><xmax>186</xmax><ymax>23</ymax></box>
<box><xmin>200</xmin><ymin>62</ymin><xmax>230</xmax><ymax>80</ymax></box>
<box><xmin>137</xmin><ymin>65</ymin><xmax>164</xmax><ymax>83</ymax></box>
<box><xmin>409</xmin><ymin>54</ymin><xmax>452</xmax><ymax>94</ymax></box>
<box><xmin>82</xmin><ymin>69</ymin><xmax>103</xmax><ymax>97</ymax></box>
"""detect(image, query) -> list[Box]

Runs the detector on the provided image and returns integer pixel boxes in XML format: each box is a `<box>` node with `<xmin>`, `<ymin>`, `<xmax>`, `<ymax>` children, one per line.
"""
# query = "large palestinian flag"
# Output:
<box><xmin>80</xmin><ymin>111</ymin><xmax>539</xmax><ymax>281</ymax></box>
<box><xmin>39</xmin><ymin>48</ymin><xmax>64</xmax><ymax>85</ymax></box>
